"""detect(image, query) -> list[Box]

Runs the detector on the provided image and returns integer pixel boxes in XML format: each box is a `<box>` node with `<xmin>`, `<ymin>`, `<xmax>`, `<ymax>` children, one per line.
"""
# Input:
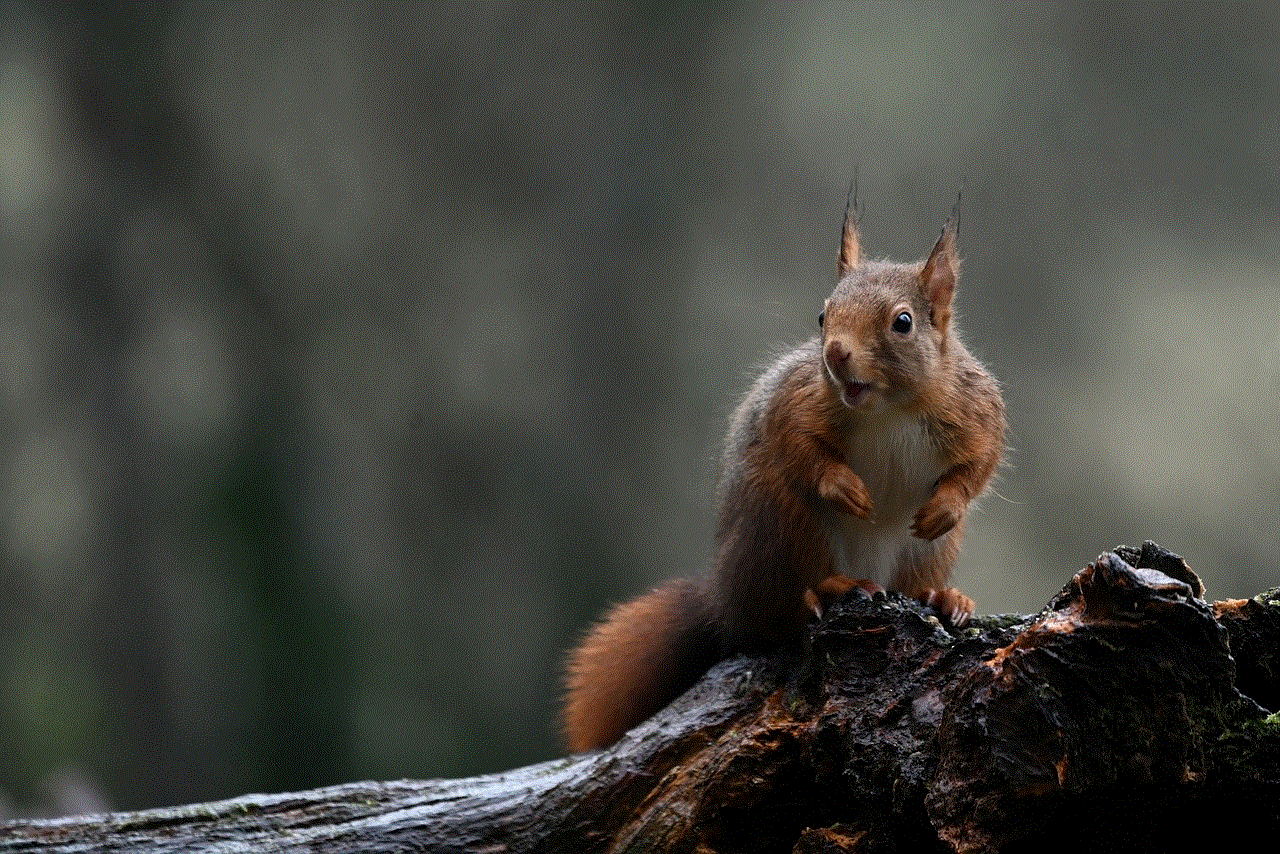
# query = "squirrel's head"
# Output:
<box><xmin>818</xmin><ymin>201</ymin><xmax>960</xmax><ymax>413</ymax></box>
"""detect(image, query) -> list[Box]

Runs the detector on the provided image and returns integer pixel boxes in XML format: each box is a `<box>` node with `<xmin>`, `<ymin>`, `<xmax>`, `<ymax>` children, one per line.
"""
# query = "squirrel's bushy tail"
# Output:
<box><xmin>563</xmin><ymin>578</ymin><xmax>719</xmax><ymax>752</ymax></box>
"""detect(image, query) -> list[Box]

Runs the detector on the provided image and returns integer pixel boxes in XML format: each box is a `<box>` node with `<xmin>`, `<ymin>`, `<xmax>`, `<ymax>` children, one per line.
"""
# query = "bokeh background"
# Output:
<box><xmin>2</xmin><ymin>1</ymin><xmax>1277</xmax><ymax>816</ymax></box>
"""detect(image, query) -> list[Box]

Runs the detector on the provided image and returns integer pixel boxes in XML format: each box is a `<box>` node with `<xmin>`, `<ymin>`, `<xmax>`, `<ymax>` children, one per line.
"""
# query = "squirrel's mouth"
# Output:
<box><xmin>839</xmin><ymin>380</ymin><xmax>872</xmax><ymax>408</ymax></box>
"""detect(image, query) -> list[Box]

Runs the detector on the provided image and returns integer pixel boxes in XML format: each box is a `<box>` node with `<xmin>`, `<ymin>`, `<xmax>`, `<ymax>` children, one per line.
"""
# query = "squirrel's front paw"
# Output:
<box><xmin>911</xmin><ymin>487</ymin><xmax>964</xmax><ymax>540</ymax></box>
<box><xmin>818</xmin><ymin>465</ymin><xmax>874</xmax><ymax>520</ymax></box>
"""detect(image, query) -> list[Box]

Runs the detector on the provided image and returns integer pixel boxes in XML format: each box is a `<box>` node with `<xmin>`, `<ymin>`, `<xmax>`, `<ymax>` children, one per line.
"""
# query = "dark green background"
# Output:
<box><xmin>2</xmin><ymin>1</ymin><xmax>1276</xmax><ymax>815</ymax></box>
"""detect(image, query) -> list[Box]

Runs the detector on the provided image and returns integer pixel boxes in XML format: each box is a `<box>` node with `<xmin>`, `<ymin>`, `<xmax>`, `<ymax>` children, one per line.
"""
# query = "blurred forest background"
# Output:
<box><xmin>1</xmin><ymin>1</ymin><xmax>1277</xmax><ymax>816</ymax></box>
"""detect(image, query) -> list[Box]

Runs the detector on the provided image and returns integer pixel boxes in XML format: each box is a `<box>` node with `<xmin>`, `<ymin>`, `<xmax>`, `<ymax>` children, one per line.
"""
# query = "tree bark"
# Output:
<box><xmin>2</xmin><ymin>542</ymin><xmax>1278</xmax><ymax>853</ymax></box>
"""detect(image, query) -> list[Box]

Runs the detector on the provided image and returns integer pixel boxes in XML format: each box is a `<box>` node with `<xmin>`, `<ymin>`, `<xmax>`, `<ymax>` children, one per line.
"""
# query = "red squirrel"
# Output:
<box><xmin>563</xmin><ymin>197</ymin><xmax>1006</xmax><ymax>752</ymax></box>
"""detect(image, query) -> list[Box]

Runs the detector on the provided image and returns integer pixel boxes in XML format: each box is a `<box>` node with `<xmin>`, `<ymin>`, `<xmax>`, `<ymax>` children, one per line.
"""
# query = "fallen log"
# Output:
<box><xmin>2</xmin><ymin>542</ymin><xmax>1277</xmax><ymax>853</ymax></box>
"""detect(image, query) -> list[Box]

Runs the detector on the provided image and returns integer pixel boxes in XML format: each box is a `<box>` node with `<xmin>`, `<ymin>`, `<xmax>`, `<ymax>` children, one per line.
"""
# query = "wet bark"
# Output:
<box><xmin>2</xmin><ymin>542</ymin><xmax>1278</xmax><ymax>853</ymax></box>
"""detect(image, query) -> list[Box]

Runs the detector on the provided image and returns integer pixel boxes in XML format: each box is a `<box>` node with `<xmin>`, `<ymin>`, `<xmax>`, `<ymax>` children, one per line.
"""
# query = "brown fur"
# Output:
<box><xmin>563</xmin><ymin>206</ymin><xmax>1006</xmax><ymax>751</ymax></box>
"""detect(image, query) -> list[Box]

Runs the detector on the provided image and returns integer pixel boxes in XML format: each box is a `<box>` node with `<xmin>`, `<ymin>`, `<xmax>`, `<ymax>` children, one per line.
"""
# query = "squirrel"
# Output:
<box><xmin>563</xmin><ymin>195</ymin><xmax>1006</xmax><ymax>752</ymax></box>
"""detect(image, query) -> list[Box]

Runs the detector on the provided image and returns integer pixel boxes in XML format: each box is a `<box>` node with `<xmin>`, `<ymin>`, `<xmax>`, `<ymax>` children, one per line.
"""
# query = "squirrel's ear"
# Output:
<box><xmin>837</xmin><ymin>178</ymin><xmax>864</xmax><ymax>277</ymax></box>
<box><xmin>921</xmin><ymin>215</ymin><xmax>960</xmax><ymax>334</ymax></box>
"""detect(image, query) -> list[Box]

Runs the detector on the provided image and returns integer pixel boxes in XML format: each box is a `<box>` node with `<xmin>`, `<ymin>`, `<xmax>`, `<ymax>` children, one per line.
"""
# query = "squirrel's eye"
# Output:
<box><xmin>892</xmin><ymin>311</ymin><xmax>913</xmax><ymax>334</ymax></box>
<box><xmin>818</xmin><ymin>310</ymin><xmax>825</xmax><ymax>329</ymax></box>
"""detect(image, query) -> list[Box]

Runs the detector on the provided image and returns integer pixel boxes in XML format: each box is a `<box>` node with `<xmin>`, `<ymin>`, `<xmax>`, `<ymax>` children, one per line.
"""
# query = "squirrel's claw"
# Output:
<box><xmin>921</xmin><ymin>587</ymin><xmax>975</xmax><ymax>626</ymax></box>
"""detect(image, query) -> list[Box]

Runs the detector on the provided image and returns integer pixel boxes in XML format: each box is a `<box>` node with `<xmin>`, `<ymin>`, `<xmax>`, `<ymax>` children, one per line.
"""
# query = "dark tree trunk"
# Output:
<box><xmin>2</xmin><ymin>543</ymin><xmax>1278</xmax><ymax>853</ymax></box>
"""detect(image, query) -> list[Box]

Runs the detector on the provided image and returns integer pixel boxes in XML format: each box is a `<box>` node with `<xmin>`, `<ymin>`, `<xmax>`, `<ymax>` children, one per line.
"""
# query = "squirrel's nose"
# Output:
<box><xmin>825</xmin><ymin>339</ymin><xmax>851</xmax><ymax>364</ymax></box>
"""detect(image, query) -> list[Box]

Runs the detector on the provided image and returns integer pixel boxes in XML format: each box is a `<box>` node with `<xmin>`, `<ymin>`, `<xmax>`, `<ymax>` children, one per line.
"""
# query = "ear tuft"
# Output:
<box><xmin>837</xmin><ymin>173</ymin><xmax>864</xmax><ymax>278</ymax></box>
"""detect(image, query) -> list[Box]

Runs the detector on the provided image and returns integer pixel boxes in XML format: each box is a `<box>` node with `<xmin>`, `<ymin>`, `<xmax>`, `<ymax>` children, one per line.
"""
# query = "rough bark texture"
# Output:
<box><xmin>2</xmin><ymin>543</ymin><xmax>1278</xmax><ymax>853</ymax></box>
